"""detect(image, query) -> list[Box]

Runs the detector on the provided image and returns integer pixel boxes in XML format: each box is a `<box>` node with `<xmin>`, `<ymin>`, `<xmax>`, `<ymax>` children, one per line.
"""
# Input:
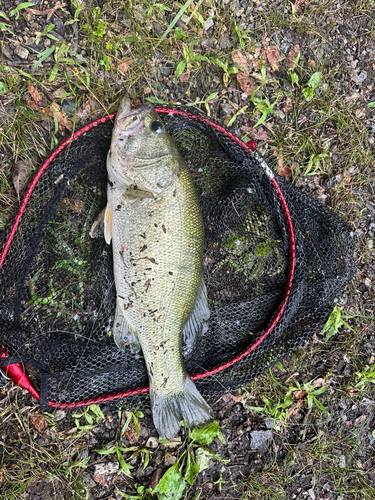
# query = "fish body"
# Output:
<box><xmin>91</xmin><ymin>97</ymin><xmax>212</xmax><ymax>438</ymax></box>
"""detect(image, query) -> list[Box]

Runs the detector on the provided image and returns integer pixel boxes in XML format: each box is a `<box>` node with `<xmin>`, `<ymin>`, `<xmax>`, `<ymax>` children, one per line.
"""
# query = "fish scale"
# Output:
<box><xmin>110</xmin><ymin>168</ymin><xmax>202</xmax><ymax>396</ymax></box>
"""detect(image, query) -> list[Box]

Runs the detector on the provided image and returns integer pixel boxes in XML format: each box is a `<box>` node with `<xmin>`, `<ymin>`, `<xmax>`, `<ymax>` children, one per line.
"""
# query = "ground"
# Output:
<box><xmin>0</xmin><ymin>0</ymin><xmax>375</xmax><ymax>499</ymax></box>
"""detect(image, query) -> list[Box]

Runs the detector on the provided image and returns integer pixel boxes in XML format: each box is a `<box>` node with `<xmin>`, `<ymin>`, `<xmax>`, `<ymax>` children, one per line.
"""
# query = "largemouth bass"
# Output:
<box><xmin>91</xmin><ymin>97</ymin><xmax>212</xmax><ymax>439</ymax></box>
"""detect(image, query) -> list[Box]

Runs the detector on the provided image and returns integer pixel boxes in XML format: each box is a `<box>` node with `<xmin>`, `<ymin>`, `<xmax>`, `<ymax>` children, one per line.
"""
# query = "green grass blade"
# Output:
<box><xmin>156</xmin><ymin>0</ymin><xmax>193</xmax><ymax>46</ymax></box>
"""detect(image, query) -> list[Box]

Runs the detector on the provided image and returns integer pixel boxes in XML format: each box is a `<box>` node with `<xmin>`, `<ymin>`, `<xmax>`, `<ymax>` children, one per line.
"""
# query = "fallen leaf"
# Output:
<box><xmin>41</xmin><ymin>102</ymin><xmax>72</xmax><ymax>132</ymax></box>
<box><xmin>232</xmin><ymin>50</ymin><xmax>250</xmax><ymax>73</ymax></box>
<box><xmin>150</xmin><ymin>468</ymin><xmax>163</xmax><ymax>490</ymax></box>
<box><xmin>252</xmin><ymin>47</ymin><xmax>262</xmax><ymax>72</ymax></box>
<box><xmin>124</xmin><ymin>420</ymin><xmax>140</xmax><ymax>445</ymax></box>
<box><xmin>12</xmin><ymin>161</ymin><xmax>29</xmax><ymax>196</ymax></box>
<box><xmin>265</xmin><ymin>46</ymin><xmax>280</xmax><ymax>71</ymax></box>
<box><xmin>26</xmin><ymin>84</ymin><xmax>45</xmax><ymax>111</ymax></box>
<box><xmin>30</xmin><ymin>415</ymin><xmax>48</xmax><ymax>433</ymax></box>
<box><xmin>293</xmin><ymin>390</ymin><xmax>307</xmax><ymax>400</ymax></box>
<box><xmin>221</xmin><ymin>393</ymin><xmax>243</xmax><ymax>403</ymax></box>
<box><xmin>117</xmin><ymin>57</ymin><xmax>132</xmax><ymax>74</ymax></box>
<box><xmin>178</xmin><ymin>71</ymin><xmax>190</xmax><ymax>82</ymax></box>
<box><xmin>287</xmin><ymin>44</ymin><xmax>300</xmax><ymax>68</ymax></box>
<box><xmin>312</xmin><ymin>377</ymin><xmax>327</xmax><ymax>387</ymax></box>
<box><xmin>278</xmin><ymin>165</ymin><xmax>292</xmax><ymax>177</ymax></box>
<box><xmin>241</xmin><ymin>125</ymin><xmax>269</xmax><ymax>140</ymax></box>
<box><xmin>283</xmin><ymin>96</ymin><xmax>292</xmax><ymax>113</ymax></box>
<box><xmin>236</xmin><ymin>73</ymin><xmax>256</xmax><ymax>95</ymax></box>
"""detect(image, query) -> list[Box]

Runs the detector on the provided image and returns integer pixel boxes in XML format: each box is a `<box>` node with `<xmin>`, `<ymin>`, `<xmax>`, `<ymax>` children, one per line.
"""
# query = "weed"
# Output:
<box><xmin>9</xmin><ymin>2</ymin><xmax>34</xmax><ymax>21</ymax></box>
<box><xmin>355</xmin><ymin>364</ymin><xmax>375</xmax><ymax>388</ymax></box>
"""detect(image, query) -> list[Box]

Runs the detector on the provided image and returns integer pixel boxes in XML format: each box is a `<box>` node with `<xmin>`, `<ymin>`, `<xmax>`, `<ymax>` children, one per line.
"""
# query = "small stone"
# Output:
<box><xmin>164</xmin><ymin>452</ymin><xmax>177</xmax><ymax>466</ymax></box>
<box><xmin>358</xmin><ymin>71</ymin><xmax>368</xmax><ymax>83</ymax></box>
<box><xmin>161</xmin><ymin>66</ymin><xmax>172</xmax><ymax>77</ymax></box>
<box><xmin>307</xmin><ymin>489</ymin><xmax>316</xmax><ymax>500</ymax></box>
<box><xmin>14</xmin><ymin>46</ymin><xmax>29</xmax><ymax>60</ymax></box>
<box><xmin>1</xmin><ymin>45</ymin><xmax>12</xmax><ymax>59</ymax></box>
<box><xmin>204</xmin><ymin>18</ymin><xmax>214</xmax><ymax>30</ymax></box>
<box><xmin>146</xmin><ymin>436</ymin><xmax>159</xmax><ymax>449</ymax></box>
<box><xmin>53</xmin><ymin>16</ymin><xmax>64</xmax><ymax>32</ymax></box>
<box><xmin>364</xmin><ymin>278</ymin><xmax>371</xmax><ymax>288</ymax></box>
<box><xmin>265</xmin><ymin>418</ymin><xmax>275</xmax><ymax>429</ymax></box>
<box><xmin>339</xmin><ymin>455</ymin><xmax>346</xmax><ymax>468</ymax></box>
<box><xmin>54</xmin><ymin>409</ymin><xmax>66</xmax><ymax>421</ymax></box>
<box><xmin>250</xmin><ymin>430</ymin><xmax>272</xmax><ymax>450</ymax></box>
<box><xmin>94</xmin><ymin>462</ymin><xmax>119</xmax><ymax>475</ymax></box>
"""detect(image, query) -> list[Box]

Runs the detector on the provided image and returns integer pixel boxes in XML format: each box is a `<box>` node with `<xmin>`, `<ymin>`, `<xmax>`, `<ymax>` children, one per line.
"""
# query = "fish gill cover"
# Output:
<box><xmin>0</xmin><ymin>106</ymin><xmax>355</xmax><ymax>409</ymax></box>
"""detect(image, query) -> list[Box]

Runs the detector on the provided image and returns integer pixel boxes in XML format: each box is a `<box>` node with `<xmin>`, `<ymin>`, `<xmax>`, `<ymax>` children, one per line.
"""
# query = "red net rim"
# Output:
<box><xmin>0</xmin><ymin>108</ymin><xmax>296</xmax><ymax>408</ymax></box>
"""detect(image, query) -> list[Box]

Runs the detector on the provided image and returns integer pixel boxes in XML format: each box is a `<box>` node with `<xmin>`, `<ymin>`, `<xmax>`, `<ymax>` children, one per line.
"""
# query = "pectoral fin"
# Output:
<box><xmin>89</xmin><ymin>204</ymin><xmax>112</xmax><ymax>245</ymax></box>
<box><xmin>113</xmin><ymin>299</ymin><xmax>141</xmax><ymax>353</ymax></box>
<box><xmin>182</xmin><ymin>278</ymin><xmax>210</xmax><ymax>357</ymax></box>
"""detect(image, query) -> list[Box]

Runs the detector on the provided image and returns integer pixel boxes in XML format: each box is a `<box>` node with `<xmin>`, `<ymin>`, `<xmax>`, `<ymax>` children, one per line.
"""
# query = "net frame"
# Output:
<box><xmin>0</xmin><ymin>106</ymin><xmax>351</xmax><ymax>409</ymax></box>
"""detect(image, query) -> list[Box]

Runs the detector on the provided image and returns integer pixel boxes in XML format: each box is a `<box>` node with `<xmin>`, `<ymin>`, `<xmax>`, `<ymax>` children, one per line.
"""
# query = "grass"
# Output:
<box><xmin>0</xmin><ymin>389</ymin><xmax>89</xmax><ymax>499</ymax></box>
<box><xmin>1</xmin><ymin>0</ymin><xmax>375</xmax><ymax>499</ymax></box>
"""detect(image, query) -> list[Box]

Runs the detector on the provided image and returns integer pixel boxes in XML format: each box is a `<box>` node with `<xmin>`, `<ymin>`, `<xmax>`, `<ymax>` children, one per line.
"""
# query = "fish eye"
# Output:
<box><xmin>150</xmin><ymin>121</ymin><xmax>163</xmax><ymax>133</ymax></box>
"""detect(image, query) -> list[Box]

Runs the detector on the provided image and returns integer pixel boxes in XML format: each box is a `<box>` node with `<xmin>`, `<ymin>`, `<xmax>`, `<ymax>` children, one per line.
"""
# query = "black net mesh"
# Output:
<box><xmin>0</xmin><ymin>108</ymin><xmax>355</xmax><ymax>408</ymax></box>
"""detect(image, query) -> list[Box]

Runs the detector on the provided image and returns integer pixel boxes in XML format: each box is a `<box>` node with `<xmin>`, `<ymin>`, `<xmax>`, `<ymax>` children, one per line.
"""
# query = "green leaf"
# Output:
<box><xmin>312</xmin><ymin>395</ymin><xmax>330</xmax><ymax>415</ymax></box>
<box><xmin>185</xmin><ymin>451</ymin><xmax>199</xmax><ymax>486</ymax></box>
<box><xmin>302</xmin><ymin>87</ymin><xmax>313</xmax><ymax>99</ymax></box>
<box><xmin>0</xmin><ymin>82</ymin><xmax>7</xmax><ymax>95</ymax></box>
<box><xmin>175</xmin><ymin>60</ymin><xmax>186</xmax><ymax>79</ymax></box>
<box><xmin>195</xmin><ymin>447</ymin><xmax>212</xmax><ymax>472</ymax></box>
<box><xmin>116</xmin><ymin>446</ymin><xmax>133</xmax><ymax>476</ymax></box>
<box><xmin>0</xmin><ymin>22</ymin><xmax>14</xmax><ymax>34</ymax></box>
<box><xmin>31</xmin><ymin>45</ymin><xmax>56</xmax><ymax>75</ymax></box>
<box><xmin>368</xmin><ymin>102</ymin><xmax>375</xmax><ymax>108</ymax></box>
<box><xmin>65</xmin><ymin>456</ymin><xmax>90</xmax><ymax>475</ymax></box>
<box><xmin>145</xmin><ymin>97</ymin><xmax>169</xmax><ymax>105</ymax></box>
<box><xmin>307</xmin><ymin>72</ymin><xmax>323</xmax><ymax>89</ymax></box>
<box><xmin>205</xmin><ymin>91</ymin><xmax>218</xmax><ymax>102</ymax></box>
<box><xmin>322</xmin><ymin>306</ymin><xmax>344</xmax><ymax>341</ymax></box>
<box><xmin>290</xmin><ymin>72</ymin><xmax>299</xmax><ymax>84</ymax></box>
<box><xmin>9</xmin><ymin>2</ymin><xmax>34</xmax><ymax>20</ymax></box>
<box><xmin>48</xmin><ymin>64</ymin><xmax>59</xmax><ymax>82</ymax></box>
<box><xmin>189</xmin><ymin>421</ymin><xmax>220</xmax><ymax>445</ymax></box>
<box><xmin>152</xmin><ymin>462</ymin><xmax>186</xmax><ymax>499</ymax></box>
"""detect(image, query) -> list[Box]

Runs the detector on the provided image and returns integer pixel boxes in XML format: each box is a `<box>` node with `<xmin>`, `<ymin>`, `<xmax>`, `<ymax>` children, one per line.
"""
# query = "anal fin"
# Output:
<box><xmin>182</xmin><ymin>277</ymin><xmax>210</xmax><ymax>357</ymax></box>
<box><xmin>113</xmin><ymin>299</ymin><xmax>141</xmax><ymax>353</ymax></box>
<box><xmin>89</xmin><ymin>204</ymin><xmax>112</xmax><ymax>245</ymax></box>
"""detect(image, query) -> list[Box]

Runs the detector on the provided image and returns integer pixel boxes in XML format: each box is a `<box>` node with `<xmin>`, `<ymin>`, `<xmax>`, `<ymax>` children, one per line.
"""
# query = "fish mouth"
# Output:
<box><xmin>115</xmin><ymin>97</ymin><xmax>153</xmax><ymax>137</ymax></box>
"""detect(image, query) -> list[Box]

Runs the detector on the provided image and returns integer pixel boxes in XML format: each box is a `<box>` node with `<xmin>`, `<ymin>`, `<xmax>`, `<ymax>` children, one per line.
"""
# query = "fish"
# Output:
<box><xmin>90</xmin><ymin>96</ymin><xmax>212</xmax><ymax>439</ymax></box>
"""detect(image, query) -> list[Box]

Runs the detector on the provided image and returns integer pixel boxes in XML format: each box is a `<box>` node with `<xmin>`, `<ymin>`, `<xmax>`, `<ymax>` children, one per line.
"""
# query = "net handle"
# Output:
<box><xmin>0</xmin><ymin>108</ymin><xmax>295</xmax><ymax>408</ymax></box>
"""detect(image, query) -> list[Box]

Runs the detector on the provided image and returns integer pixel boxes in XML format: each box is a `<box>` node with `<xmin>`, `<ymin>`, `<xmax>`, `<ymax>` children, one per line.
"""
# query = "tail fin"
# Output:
<box><xmin>150</xmin><ymin>376</ymin><xmax>213</xmax><ymax>440</ymax></box>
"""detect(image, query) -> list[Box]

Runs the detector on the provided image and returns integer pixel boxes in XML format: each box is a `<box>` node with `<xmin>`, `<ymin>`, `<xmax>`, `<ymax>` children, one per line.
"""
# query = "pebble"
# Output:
<box><xmin>1</xmin><ymin>45</ymin><xmax>12</xmax><ymax>59</ymax></box>
<box><xmin>146</xmin><ymin>436</ymin><xmax>159</xmax><ymax>449</ymax></box>
<box><xmin>160</xmin><ymin>66</ymin><xmax>172</xmax><ymax>77</ymax></box>
<box><xmin>94</xmin><ymin>462</ymin><xmax>119</xmax><ymax>475</ymax></box>
<box><xmin>14</xmin><ymin>45</ymin><xmax>29</xmax><ymax>60</ymax></box>
<box><xmin>204</xmin><ymin>18</ymin><xmax>214</xmax><ymax>31</ymax></box>
<box><xmin>54</xmin><ymin>409</ymin><xmax>66</xmax><ymax>422</ymax></box>
<box><xmin>164</xmin><ymin>452</ymin><xmax>177</xmax><ymax>466</ymax></box>
<box><xmin>250</xmin><ymin>430</ymin><xmax>272</xmax><ymax>450</ymax></box>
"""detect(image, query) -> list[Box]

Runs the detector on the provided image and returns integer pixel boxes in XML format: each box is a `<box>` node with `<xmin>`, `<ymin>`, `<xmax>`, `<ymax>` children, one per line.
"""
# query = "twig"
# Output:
<box><xmin>26</xmin><ymin>1</ymin><xmax>66</xmax><ymax>24</ymax></box>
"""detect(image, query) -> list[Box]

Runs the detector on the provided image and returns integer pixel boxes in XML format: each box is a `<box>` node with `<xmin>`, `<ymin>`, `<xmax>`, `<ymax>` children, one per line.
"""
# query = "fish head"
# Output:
<box><xmin>108</xmin><ymin>96</ymin><xmax>180</xmax><ymax>192</ymax></box>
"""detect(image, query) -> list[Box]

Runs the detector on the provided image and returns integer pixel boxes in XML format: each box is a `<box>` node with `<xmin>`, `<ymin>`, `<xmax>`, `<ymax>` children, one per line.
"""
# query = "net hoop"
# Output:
<box><xmin>0</xmin><ymin>108</ymin><xmax>296</xmax><ymax>408</ymax></box>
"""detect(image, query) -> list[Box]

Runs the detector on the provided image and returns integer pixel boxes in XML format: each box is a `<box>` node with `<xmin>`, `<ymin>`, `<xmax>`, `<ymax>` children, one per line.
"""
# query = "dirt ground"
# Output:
<box><xmin>0</xmin><ymin>1</ymin><xmax>375</xmax><ymax>499</ymax></box>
